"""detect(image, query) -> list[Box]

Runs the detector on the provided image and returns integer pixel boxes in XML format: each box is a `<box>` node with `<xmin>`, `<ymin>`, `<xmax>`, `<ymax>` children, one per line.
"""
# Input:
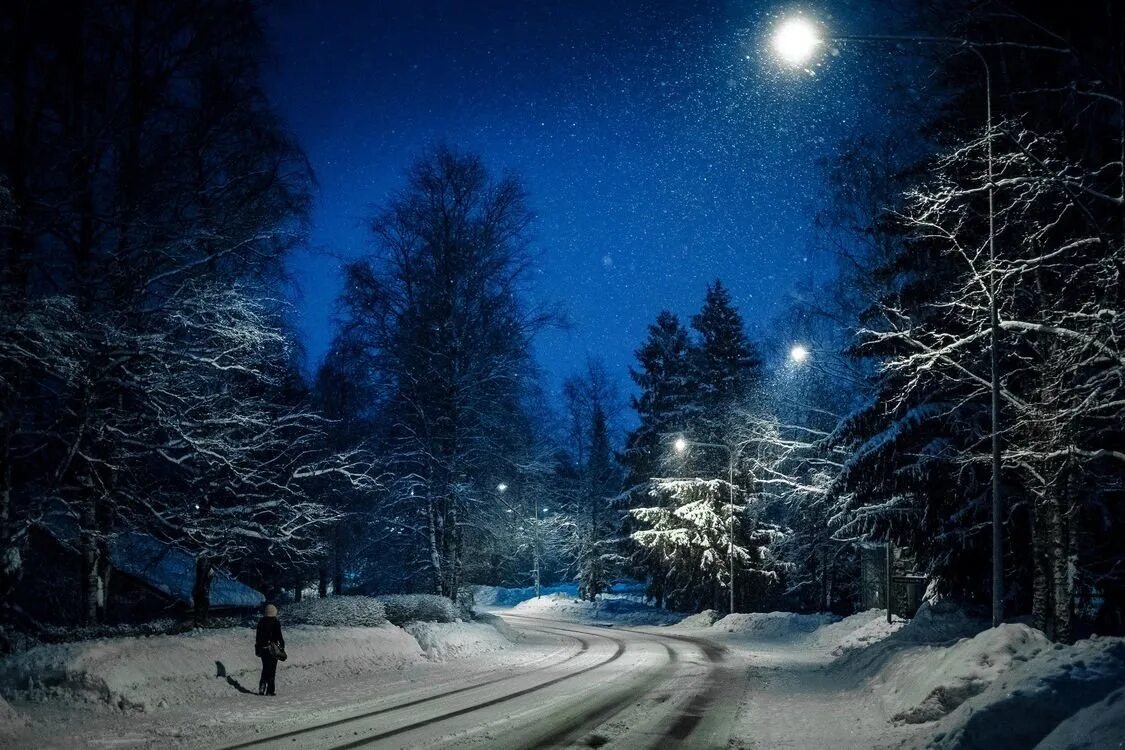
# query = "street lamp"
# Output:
<box><xmin>771</xmin><ymin>17</ymin><xmax>820</xmax><ymax>65</ymax></box>
<box><xmin>674</xmin><ymin>436</ymin><xmax>742</xmax><ymax>614</ymax></box>
<box><xmin>789</xmin><ymin>343</ymin><xmax>809</xmax><ymax>364</ymax></box>
<box><xmin>769</xmin><ymin>16</ymin><xmax>1004</xmax><ymax>628</ymax></box>
<box><xmin>497</xmin><ymin>479</ymin><xmax>540</xmax><ymax>597</ymax></box>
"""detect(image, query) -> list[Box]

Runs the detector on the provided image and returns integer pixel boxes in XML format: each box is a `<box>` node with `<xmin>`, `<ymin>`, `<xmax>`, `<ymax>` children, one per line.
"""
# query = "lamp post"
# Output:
<box><xmin>770</xmin><ymin>16</ymin><xmax>1004</xmax><ymax>628</ymax></box>
<box><xmin>675</xmin><ymin>436</ymin><xmax>743</xmax><ymax>614</ymax></box>
<box><xmin>498</xmin><ymin>481</ymin><xmax>540</xmax><ymax>598</ymax></box>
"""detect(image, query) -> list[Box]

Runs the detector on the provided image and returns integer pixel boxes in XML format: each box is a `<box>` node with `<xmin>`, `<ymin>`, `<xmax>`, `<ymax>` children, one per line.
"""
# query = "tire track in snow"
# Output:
<box><xmin>222</xmin><ymin>623</ymin><xmax>624</xmax><ymax>750</ymax></box>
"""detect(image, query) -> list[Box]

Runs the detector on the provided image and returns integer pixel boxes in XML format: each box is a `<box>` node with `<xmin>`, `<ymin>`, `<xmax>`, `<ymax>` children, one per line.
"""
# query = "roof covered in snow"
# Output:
<box><xmin>36</xmin><ymin>510</ymin><xmax>263</xmax><ymax>609</ymax></box>
<box><xmin>110</xmin><ymin>532</ymin><xmax>264</xmax><ymax>609</ymax></box>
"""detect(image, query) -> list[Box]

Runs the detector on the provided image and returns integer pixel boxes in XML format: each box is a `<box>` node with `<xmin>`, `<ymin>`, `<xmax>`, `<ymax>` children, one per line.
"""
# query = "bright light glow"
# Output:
<box><xmin>497</xmin><ymin>483</ymin><xmax>508</xmax><ymax>493</ymax></box>
<box><xmin>790</xmin><ymin>344</ymin><xmax>810</xmax><ymax>363</ymax></box>
<box><xmin>772</xmin><ymin>17</ymin><xmax>820</xmax><ymax>65</ymax></box>
<box><xmin>674</xmin><ymin>437</ymin><xmax>688</xmax><ymax>454</ymax></box>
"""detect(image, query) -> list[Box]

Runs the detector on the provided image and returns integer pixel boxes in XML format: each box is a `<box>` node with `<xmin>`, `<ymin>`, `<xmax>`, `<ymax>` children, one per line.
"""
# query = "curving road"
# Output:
<box><xmin>221</xmin><ymin>614</ymin><xmax>743</xmax><ymax>749</ymax></box>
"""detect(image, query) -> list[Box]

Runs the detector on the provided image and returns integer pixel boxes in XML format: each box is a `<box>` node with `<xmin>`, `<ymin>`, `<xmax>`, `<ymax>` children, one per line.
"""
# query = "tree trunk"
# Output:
<box><xmin>1032</xmin><ymin>491</ymin><xmax>1052</xmax><ymax>635</ymax></box>
<box><xmin>318</xmin><ymin>561</ymin><xmax>329</xmax><ymax>598</ymax></box>
<box><xmin>427</xmin><ymin>492</ymin><xmax>443</xmax><ymax>596</ymax></box>
<box><xmin>80</xmin><ymin>495</ymin><xmax>100</xmax><ymax>625</ymax></box>
<box><xmin>0</xmin><ymin>425</ymin><xmax>20</xmax><ymax>603</ymax></box>
<box><xmin>192</xmin><ymin>555</ymin><xmax>212</xmax><ymax>627</ymax></box>
<box><xmin>293</xmin><ymin>576</ymin><xmax>303</xmax><ymax>602</ymax></box>
<box><xmin>1049</xmin><ymin>466</ymin><xmax>1073</xmax><ymax>643</ymax></box>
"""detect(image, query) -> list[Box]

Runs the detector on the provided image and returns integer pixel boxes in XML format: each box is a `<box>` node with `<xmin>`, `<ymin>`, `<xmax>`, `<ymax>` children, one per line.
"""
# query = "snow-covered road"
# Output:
<box><xmin>219</xmin><ymin>614</ymin><xmax>742</xmax><ymax>749</ymax></box>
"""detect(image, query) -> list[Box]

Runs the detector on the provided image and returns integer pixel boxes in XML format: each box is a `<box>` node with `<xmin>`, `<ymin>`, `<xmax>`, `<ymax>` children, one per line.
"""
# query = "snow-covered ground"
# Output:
<box><xmin>1</xmin><ymin>588</ymin><xmax>1122</xmax><ymax>748</ymax></box>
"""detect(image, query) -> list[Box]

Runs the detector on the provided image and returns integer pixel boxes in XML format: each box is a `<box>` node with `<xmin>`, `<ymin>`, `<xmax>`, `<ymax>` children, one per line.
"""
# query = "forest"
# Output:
<box><xmin>0</xmin><ymin>0</ymin><xmax>1122</xmax><ymax>649</ymax></box>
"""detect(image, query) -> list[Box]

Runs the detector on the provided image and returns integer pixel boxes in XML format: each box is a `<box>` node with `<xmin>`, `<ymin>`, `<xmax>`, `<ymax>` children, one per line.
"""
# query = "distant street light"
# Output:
<box><xmin>789</xmin><ymin>343</ymin><xmax>810</xmax><ymax>364</ymax></box>
<box><xmin>673</xmin><ymin>435</ymin><xmax>742</xmax><ymax>614</ymax></box>
<box><xmin>497</xmin><ymin>482</ymin><xmax>508</xmax><ymax>493</ymax></box>
<box><xmin>768</xmin><ymin>15</ymin><xmax>1005</xmax><ymax>628</ymax></box>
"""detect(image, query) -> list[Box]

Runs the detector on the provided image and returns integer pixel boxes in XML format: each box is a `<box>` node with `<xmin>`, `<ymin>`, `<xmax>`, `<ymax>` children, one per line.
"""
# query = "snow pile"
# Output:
<box><xmin>283</xmin><ymin>595</ymin><xmax>387</xmax><ymax>627</ymax></box>
<box><xmin>711</xmin><ymin>611</ymin><xmax>839</xmax><ymax>640</ymax></box>
<box><xmin>815</xmin><ymin>609</ymin><xmax>905</xmax><ymax>656</ymax></box>
<box><xmin>874</xmin><ymin>623</ymin><xmax>1051</xmax><ymax>724</ymax></box>
<box><xmin>678</xmin><ymin>609</ymin><xmax>722</xmax><ymax>628</ymax></box>
<box><xmin>405</xmin><ymin>621</ymin><xmax>514</xmax><ymax>661</ymax></box>
<box><xmin>377</xmin><ymin>594</ymin><xmax>460</xmax><ymax>625</ymax></box>
<box><xmin>1037</xmin><ymin>685</ymin><xmax>1125</xmax><ymax>750</ymax></box>
<box><xmin>920</xmin><ymin>635</ymin><xmax>1125</xmax><ymax>749</ymax></box>
<box><xmin>893</xmin><ymin>600</ymin><xmax>982</xmax><ymax>645</ymax></box>
<box><xmin>0</xmin><ymin>624</ymin><xmax>423</xmax><ymax>711</ymax></box>
<box><xmin>510</xmin><ymin>592</ymin><xmax>684</xmax><ymax>626</ymax></box>
<box><xmin>0</xmin><ymin>694</ymin><xmax>24</xmax><ymax>733</ymax></box>
<box><xmin>472</xmin><ymin>582</ymin><xmax>579</xmax><ymax>607</ymax></box>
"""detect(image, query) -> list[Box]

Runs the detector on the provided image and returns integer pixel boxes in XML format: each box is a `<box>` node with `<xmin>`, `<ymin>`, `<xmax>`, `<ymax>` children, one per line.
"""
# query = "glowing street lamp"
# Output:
<box><xmin>771</xmin><ymin>17</ymin><xmax>821</xmax><ymax>65</ymax></box>
<box><xmin>672</xmin><ymin>435</ymin><xmax>742</xmax><ymax>614</ymax></box>
<box><xmin>496</xmin><ymin>482</ymin><xmax>508</xmax><ymax>493</ymax></box>
<box><xmin>767</xmin><ymin>15</ymin><xmax>1005</xmax><ymax>628</ymax></box>
<box><xmin>789</xmin><ymin>343</ymin><xmax>810</xmax><ymax>364</ymax></box>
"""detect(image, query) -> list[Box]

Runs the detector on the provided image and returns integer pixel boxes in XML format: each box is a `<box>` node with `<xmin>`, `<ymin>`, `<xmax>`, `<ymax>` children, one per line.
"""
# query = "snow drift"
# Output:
<box><xmin>919</xmin><ymin>635</ymin><xmax>1125</xmax><ymax>749</ymax></box>
<box><xmin>0</xmin><ymin>618</ymin><xmax>518</xmax><ymax>712</ymax></box>
<box><xmin>509</xmin><ymin>592</ymin><xmax>683</xmax><ymax>626</ymax></box>
<box><xmin>875</xmin><ymin>623</ymin><xmax>1051</xmax><ymax>724</ymax></box>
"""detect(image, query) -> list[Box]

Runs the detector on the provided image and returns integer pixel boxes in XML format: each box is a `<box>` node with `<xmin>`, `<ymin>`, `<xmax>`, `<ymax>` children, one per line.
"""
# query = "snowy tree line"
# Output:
<box><xmin>0</xmin><ymin>1</ymin><xmax>377</xmax><ymax>629</ymax></box>
<box><xmin>1</xmin><ymin>1</ymin><xmax>1121</xmax><ymax>645</ymax></box>
<box><xmin>777</xmin><ymin>1</ymin><xmax>1125</xmax><ymax>641</ymax></box>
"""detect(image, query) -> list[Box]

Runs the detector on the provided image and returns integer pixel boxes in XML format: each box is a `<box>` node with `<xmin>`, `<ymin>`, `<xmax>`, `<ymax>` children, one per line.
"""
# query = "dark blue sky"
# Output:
<box><xmin>266</xmin><ymin>0</ymin><xmax>898</xmax><ymax>392</ymax></box>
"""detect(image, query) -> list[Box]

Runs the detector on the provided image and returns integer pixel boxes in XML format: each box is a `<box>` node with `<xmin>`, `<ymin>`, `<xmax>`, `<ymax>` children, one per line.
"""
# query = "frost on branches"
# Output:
<box><xmin>629</xmin><ymin>477</ymin><xmax>783</xmax><ymax>613</ymax></box>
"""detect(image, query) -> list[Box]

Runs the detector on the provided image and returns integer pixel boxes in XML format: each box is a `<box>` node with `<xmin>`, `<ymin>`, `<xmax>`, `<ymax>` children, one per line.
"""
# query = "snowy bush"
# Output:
<box><xmin>377</xmin><ymin>594</ymin><xmax>459</xmax><ymax>625</ymax></box>
<box><xmin>283</xmin><ymin>596</ymin><xmax>387</xmax><ymax>627</ymax></box>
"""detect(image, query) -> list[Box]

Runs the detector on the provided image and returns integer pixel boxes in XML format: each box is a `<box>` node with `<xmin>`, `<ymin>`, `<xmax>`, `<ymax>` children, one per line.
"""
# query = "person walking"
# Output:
<box><xmin>255</xmin><ymin>603</ymin><xmax>285</xmax><ymax>696</ymax></box>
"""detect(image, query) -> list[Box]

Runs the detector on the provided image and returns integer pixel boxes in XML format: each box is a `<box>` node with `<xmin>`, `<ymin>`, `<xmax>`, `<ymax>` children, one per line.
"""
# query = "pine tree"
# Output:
<box><xmin>620</xmin><ymin>311</ymin><xmax>694</xmax><ymax>607</ymax></box>
<box><xmin>621</xmin><ymin>312</ymin><xmax>694</xmax><ymax>487</ymax></box>
<box><xmin>690</xmin><ymin>280</ymin><xmax>763</xmax><ymax>468</ymax></box>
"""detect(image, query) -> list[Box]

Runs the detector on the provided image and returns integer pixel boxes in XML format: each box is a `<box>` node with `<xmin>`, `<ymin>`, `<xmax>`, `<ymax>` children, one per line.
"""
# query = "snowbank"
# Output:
<box><xmin>0</xmin><ymin>693</ymin><xmax>25</xmax><ymax>734</ymax></box>
<box><xmin>920</xmin><ymin>635</ymin><xmax>1125</xmax><ymax>749</ymax></box>
<box><xmin>815</xmin><ymin>609</ymin><xmax>904</xmax><ymax>656</ymax></box>
<box><xmin>875</xmin><ymin>623</ymin><xmax>1051</xmax><ymax>724</ymax></box>
<box><xmin>509</xmin><ymin>592</ymin><xmax>684</xmax><ymax>626</ymax></box>
<box><xmin>711</xmin><ymin>611</ymin><xmax>838</xmax><ymax>640</ymax></box>
<box><xmin>405</xmin><ymin>621</ymin><xmax>514</xmax><ymax>661</ymax></box>
<box><xmin>678</xmin><ymin>609</ymin><xmax>722</xmax><ymax>628</ymax></box>
<box><xmin>473</xmin><ymin>582</ymin><xmax>579</xmax><ymax>607</ymax></box>
<box><xmin>0</xmin><ymin>619</ymin><xmax>527</xmax><ymax>712</ymax></box>
<box><xmin>1037</xmin><ymin>685</ymin><xmax>1125</xmax><ymax>750</ymax></box>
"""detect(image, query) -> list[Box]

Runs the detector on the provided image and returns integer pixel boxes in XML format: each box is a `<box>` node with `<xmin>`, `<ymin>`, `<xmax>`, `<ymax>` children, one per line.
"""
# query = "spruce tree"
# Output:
<box><xmin>690</xmin><ymin>280</ymin><xmax>763</xmax><ymax>464</ymax></box>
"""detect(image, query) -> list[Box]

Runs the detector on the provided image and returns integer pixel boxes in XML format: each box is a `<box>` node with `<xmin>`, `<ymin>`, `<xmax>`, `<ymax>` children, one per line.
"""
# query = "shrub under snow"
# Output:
<box><xmin>377</xmin><ymin>594</ymin><xmax>460</xmax><ymax>625</ymax></box>
<box><xmin>283</xmin><ymin>596</ymin><xmax>387</xmax><ymax>627</ymax></box>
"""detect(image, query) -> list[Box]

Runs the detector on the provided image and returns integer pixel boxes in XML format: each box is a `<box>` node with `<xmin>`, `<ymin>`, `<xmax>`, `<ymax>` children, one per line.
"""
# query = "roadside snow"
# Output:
<box><xmin>0</xmin><ymin>617</ymin><xmax>521</xmax><ymax>713</ymax></box>
<box><xmin>875</xmin><ymin>623</ymin><xmax>1051</xmax><ymax>724</ymax></box>
<box><xmin>508</xmin><ymin>592</ymin><xmax>684</xmax><ymax>626</ymax></box>
<box><xmin>1036</xmin><ymin>685</ymin><xmax>1125</xmax><ymax>750</ymax></box>
<box><xmin>711</xmin><ymin>611</ymin><xmax>838</xmax><ymax>640</ymax></box>
<box><xmin>405</xmin><ymin>621</ymin><xmax>514</xmax><ymax>661</ymax></box>
<box><xmin>678</xmin><ymin>609</ymin><xmax>722</xmax><ymax>628</ymax></box>
<box><xmin>919</xmin><ymin>635</ymin><xmax>1125</xmax><ymax>749</ymax></box>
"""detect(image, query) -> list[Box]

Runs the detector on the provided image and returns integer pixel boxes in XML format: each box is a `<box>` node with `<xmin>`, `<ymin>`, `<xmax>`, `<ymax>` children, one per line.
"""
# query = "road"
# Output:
<box><xmin>220</xmin><ymin>614</ymin><xmax>744</xmax><ymax>749</ymax></box>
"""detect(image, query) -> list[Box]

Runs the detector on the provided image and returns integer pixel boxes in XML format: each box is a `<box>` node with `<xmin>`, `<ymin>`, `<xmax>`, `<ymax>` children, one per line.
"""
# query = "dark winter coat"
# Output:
<box><xmin>255</xmin><ymin>616</ymin><xmax>284</xmax><ymax>657</ymax></box>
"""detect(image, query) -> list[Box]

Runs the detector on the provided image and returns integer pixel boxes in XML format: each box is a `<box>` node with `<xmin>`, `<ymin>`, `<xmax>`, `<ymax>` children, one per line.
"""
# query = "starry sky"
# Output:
<box><xmin>265</xmin><ymin>0</ymin><xmax>903</xmax><ymax>393</ymax></box>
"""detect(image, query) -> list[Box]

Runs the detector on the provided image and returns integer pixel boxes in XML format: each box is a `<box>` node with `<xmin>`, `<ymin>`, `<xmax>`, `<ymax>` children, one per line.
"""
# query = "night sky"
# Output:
<box><xmin>265</xmin><ymin>0</ymin><xmax>901</xmax><ymax>393</ymax></box>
